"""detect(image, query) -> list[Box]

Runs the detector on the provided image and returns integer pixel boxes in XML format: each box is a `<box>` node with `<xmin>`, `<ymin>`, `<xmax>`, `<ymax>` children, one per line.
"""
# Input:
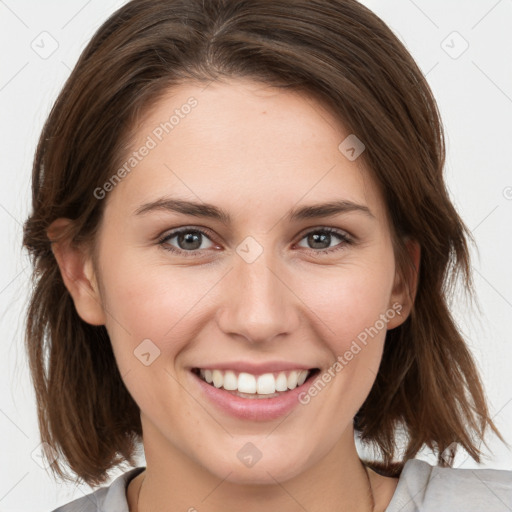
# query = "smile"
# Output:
<box><xmin>192</xmin><ymin>368</ymin><xmax>320</xmax><ymax>397</ymax></box>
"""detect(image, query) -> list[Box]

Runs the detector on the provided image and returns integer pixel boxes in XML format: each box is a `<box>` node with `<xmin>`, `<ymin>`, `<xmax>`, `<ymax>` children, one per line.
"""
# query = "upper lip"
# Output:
<box><xmin>191</xmin><ymin>361</ymin><xmax>318</xmax><ymax>376</ymax></box>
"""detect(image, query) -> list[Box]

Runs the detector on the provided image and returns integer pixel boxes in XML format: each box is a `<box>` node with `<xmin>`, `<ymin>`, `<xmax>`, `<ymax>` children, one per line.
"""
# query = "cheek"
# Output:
<box><xmin>295</xmin><ymin>265</ymin><xmax>395</xmax><ymax>423</ymax></box>
<box><xmin>98</xmin><ymin>249</ymin><xmax>222</xmax><ymax>368</ymax></box>
<box><xmin>300</xmin><ymin>259</ymin><xmax>395</xmax><ymax>350</ymax></box>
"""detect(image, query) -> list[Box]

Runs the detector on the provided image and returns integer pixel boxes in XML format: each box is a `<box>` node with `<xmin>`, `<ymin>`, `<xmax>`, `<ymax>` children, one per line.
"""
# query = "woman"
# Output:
<box><xmin>22</xmin><ymin>0</ymin><xmax>512</xmax><ymax>510</ymax></box>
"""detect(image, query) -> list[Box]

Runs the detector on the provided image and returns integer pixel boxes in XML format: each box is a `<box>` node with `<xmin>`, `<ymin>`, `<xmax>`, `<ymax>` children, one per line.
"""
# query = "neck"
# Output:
<box><xmin>131</xmin><ymin>421</ymin><xmax>384</xmax><ymax>512</ymax></box>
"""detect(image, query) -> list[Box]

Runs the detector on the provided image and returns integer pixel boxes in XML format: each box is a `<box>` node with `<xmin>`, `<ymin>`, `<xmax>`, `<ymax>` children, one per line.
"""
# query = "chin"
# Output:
<box><xmin>200</xmin><ymin>448</ymin><xmax>312</xmax><ymax>485</ymax></box>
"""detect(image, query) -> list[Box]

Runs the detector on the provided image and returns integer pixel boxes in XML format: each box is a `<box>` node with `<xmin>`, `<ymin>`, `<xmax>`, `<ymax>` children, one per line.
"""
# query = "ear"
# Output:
<box><xmin>47</xmin><ymin>218</ymin><xmax>106</xmax><ymax>326</ymax></box>
<box><xmin>386</xmin><ymin>237</ymin><xmax>420</xmax><ymax>330</ymax></box>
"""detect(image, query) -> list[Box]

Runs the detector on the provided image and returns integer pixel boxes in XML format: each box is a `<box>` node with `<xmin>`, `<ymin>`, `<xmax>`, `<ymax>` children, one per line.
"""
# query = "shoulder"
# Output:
<box><xmin>386</xmin><ymin>458</ymin><xmax>512</xmax><ymax>512</ymax></box>
<box><xmin>50</xmin><ymin>467</ymin><xmax>145</xmax><ymax>512</ymax></box>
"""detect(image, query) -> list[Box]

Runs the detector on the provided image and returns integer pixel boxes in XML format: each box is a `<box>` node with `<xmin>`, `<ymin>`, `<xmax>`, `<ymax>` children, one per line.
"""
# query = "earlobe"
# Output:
<box><xmin>386</xmin><ymin>238</ymin><xmax>421</xmax><ymax>330</ymax></box>
<box><xmin>47</xmin><ymin>218</ymin><xmax>106</xmax><ymax>326</ymax></box>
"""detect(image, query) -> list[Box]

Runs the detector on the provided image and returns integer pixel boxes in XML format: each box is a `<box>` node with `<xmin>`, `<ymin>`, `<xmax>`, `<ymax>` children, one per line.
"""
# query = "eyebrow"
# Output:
<box><xmin>133</xmin><ymin>197</ymin><xmax>375</xmax><ymax>223</ymax></box>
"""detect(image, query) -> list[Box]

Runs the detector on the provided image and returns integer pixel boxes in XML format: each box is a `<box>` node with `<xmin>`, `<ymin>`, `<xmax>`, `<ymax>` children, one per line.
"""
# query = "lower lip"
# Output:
<box><xmin>190</xmin><ymin>370</ymin><xmax>319</xmax><ymax>421</ymax></box>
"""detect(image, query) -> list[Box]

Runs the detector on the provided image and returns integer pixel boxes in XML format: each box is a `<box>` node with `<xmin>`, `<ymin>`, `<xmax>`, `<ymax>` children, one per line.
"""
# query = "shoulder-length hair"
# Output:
<box><xmin>22</xmin><ymin>0</ymin><xmax>506</xmax><ymax>486</ymax></box>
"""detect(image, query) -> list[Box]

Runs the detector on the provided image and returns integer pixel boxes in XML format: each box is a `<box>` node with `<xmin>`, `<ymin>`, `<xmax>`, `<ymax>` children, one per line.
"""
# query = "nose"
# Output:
<box><xmin>215</xmin><ymin>248</ymin><xmax>301</xmax><ymax>344</ymax></box>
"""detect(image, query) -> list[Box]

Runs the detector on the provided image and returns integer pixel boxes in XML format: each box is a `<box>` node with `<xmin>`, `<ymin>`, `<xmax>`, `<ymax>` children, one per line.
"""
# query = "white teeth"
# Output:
<box><xmin>196</xmin><ymin>368</ymin><xmax>312</xmax><ymax>395</ymax></box>
<box><xmin>275</xmin><ymin>372</ymin><xmax>288</xmax><ymax>392</ymax></box>
<box><xmin>287</xmin><ymin>371</ymin><xmax>298</xmax><ymax>389</ymax></box>
<box><xmin>212</xmin><ymin>369</ymin><xmax>223</xmax><ymax>388</ymax></box>
<box><xmin>256</xmin><ymin>373</ymin><xmax>276</xmax><ymax>395</ymax></box>
<box><xmin>223</xmin><ymin>370</ymin><xmax>238</xmax><ymax>390</ymax></box>
<box><xmin>238</xmin><ymin>372</ymin><xmax>257</xmax><ymax>393</ymax></box>
<box><xmin>297</xmin><ymin>370</ymin><xmax>308</xmax><ymax>386</ymax></box>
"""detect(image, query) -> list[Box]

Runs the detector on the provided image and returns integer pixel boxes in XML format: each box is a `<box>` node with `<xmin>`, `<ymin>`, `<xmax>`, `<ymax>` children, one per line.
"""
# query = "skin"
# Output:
<box><xmin>49</xmin><ymin>77</ymin><xmax>420</xmax><ymax>512</ymax></box>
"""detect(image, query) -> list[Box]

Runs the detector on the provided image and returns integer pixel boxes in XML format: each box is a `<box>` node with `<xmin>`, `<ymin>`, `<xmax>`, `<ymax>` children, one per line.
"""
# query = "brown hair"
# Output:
<box><xmin>22</xmin><ymin>0</ymin><xmax>507</xmax><ymax>486</ymax></box>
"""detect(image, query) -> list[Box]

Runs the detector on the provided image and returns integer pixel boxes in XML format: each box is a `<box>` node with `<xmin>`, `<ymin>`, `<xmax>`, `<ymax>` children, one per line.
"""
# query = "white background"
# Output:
<box><xmin>1</xmin><ymin>1</ymin><xmax>511</xmax><ymax>510</ymax></box>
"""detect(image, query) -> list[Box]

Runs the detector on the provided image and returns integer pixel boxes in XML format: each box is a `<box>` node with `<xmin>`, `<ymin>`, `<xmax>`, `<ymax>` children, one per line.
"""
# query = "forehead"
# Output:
<box><xmin>104</xmin><ymin>77</ymin><xmax>388</xmax><ymax>228</ymax></box>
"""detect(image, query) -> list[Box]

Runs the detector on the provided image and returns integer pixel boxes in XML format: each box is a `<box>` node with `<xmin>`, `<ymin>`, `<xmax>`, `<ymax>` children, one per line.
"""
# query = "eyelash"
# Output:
<box><xmin>157</xmin><ymin>226</ymin><xmax>354</xmax><ymax>257</ymax></box>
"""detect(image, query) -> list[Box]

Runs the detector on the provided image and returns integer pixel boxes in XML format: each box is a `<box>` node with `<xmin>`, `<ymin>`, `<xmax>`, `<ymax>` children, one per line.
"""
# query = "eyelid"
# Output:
<box><xmin>295</xmin><ymin>225</ymin><xmax>353</xmax><ymax>242</ymax></box>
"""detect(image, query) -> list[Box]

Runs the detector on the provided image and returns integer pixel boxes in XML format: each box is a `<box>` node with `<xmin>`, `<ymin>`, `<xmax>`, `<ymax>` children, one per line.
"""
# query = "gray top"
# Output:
<box><xmin>51</xmin><ymin>459</ymin><xmax>512</xmax><ymax>511</ymax></box>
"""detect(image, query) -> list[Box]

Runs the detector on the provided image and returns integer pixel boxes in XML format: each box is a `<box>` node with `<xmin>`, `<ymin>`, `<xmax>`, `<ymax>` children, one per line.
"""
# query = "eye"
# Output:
<box><xmin>158</xmin><ymin>226</ymin><xmax>353</xmax><ymax>257</ymax></box>
<box><xmin>296</xmin><ymin>227</ymin><xmax>353</xmax><ymax>255</ymax></box>
<box><xmin>158</xmin><ymin>228</ymin><xmax>216</xmax><ymax>256</ymax></box>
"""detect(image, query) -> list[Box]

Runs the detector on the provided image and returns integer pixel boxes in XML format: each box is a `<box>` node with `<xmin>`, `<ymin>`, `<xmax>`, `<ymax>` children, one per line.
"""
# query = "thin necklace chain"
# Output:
<box><xmin>136</xmin><ymin>464</ymin><xmax>375</xmax><ymax>511</ymax></box>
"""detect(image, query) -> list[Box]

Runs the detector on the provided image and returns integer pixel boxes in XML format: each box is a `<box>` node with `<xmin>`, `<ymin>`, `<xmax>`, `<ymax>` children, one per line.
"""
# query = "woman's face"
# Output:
<box><xmin>81</xmin><ymin>78</ymin><xmax>416</xmax><ymax>483</ymax></box>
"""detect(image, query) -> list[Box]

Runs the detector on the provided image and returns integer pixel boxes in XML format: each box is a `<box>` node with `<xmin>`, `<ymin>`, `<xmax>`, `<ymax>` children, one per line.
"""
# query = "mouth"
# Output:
<box><xmin>191</xmin><ymin>367</ymin><xmax>321</xmax><ymax>399</ymax></box>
